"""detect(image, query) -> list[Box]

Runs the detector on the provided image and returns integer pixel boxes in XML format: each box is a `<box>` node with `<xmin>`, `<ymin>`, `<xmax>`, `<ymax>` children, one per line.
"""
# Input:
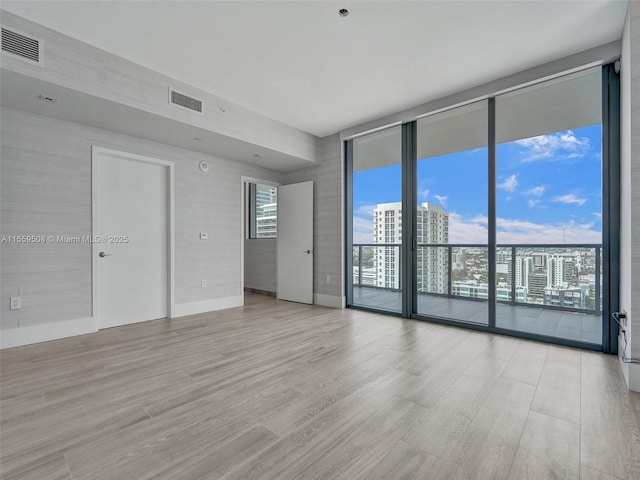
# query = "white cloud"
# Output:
<box><xmin>355</xmin><ymin>204</ymin><xmax>376</xmax><ymax>216</ymax></box>
<box><xmin>448</xmin><ymin>213</ymin><xmax>601</xmax><ymax>244</ymax></box>
<box><xmin>496</xmin><ymin>217</ymin><xmax>599</xmax><ymax>243</ymax></box>
<box><xmin>470</xmin><ymin>214</ymin><xmax>489</xmax><ymax>224</ymax></box>
<box><xmin>418</xmin><ymin>187</ymin><xmax>430</xmax><ymax>200</ymax></box>
<box><xmin>528</xmin><ymin>199</ymin><xmax>540</xmax><ymax>208</ymax></box>
<box><xmin>592</xmin><ymin>212</ymin><xmax>602</xmax><ymax>218</ymax></box>
<box><xmin>553</xmin><ymin>194</ymin><xmax>586</xmax><ymax>206</ymax></box>
<box><xmin>525</xmin><ymin>185</ymin><xmax>545</xmax><ymax>197</ymax></box>
<box><xmin>434</xmin><ymin>194</ymin><xmax>448</xmax><ymax>208</ymax></box>
<box><xmin>352</xmin><ymin>203</ymin><xmax>377</xmax><ymax>243</ymax></box>
<box><xmin>448</xmin><ymin>213</ymin><xmax>488</xmax><ymax>244</ymax></box>
<box><xmin>352</xmin><ymin>216</ymin><xmax>373</xmax><ymax>244</ymax></box>
<box><xmin>497</xmin><ymin>174</ymin><xmax>518</xmax><ymax>193</ymax></box>
<box><xmin>516</xmin><ymin>130</ymin><xmax>590</xmax><ymax>162</ymax></box>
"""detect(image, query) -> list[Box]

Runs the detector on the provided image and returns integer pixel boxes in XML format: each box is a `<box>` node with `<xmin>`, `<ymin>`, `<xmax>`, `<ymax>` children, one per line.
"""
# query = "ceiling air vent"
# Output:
<box><xmin>169</xmin><ymin>89</ymin><xmax>203</xmax><ymax>113</ymax></box>
<box><xmin>1</xmin><ymin>28</ymin><xmax>42</xmax><ymax>64</ymax></box>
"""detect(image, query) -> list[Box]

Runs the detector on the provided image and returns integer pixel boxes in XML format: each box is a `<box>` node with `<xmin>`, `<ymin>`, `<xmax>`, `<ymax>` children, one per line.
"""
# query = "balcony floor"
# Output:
<box><xmin>352</xmin><ymin>286</ymin><xmax>602</xmax><ymax>345</ymax></box>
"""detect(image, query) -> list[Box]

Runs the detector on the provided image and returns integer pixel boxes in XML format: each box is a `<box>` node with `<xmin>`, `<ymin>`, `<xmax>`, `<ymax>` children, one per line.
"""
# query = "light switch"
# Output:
<box><xmin>10</xmin><ymin>296</ymin><xmax>21</xmax><ymax>310</ymax></box>
<box><xmin>200</xmin><ymin>232</ymin><xmax>208</xmax><ymax>240</ymax></box>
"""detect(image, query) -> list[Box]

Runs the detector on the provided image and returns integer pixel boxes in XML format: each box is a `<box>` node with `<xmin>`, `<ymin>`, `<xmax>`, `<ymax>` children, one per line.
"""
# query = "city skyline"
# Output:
<box><xmin>353</xmin><ymin>124</ymin><xmax>602</xmax><ymax>245</ymax></box>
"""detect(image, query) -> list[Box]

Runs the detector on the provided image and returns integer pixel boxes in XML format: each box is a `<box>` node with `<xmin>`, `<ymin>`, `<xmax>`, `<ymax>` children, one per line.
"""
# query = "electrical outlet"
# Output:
<box><xmin>201</xmin><ymin>279</ymin><xmax>207</xmax><ymax>288</ymax></box>
<box><xmin>10</xmin><ymin>296</ymin><xmax>21</xmax><ymax>310</ymax></box>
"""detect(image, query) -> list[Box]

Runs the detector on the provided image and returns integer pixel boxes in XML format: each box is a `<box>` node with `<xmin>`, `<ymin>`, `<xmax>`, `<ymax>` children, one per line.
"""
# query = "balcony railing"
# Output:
<box><xmin>352</xmin><ymin>243</ymin><xmax>601</xmax><ymax>315</ymax></box>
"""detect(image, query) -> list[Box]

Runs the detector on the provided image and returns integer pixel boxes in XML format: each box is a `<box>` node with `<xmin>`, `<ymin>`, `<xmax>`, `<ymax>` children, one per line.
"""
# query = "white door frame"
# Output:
<box><xmin>240</xmin><ymin>176</ymin><xmax>281</xmax><ymax>304</ymax></box>
<box><xmin>92</xmin><ymin>146</ymin><xmax>175</xmax><ymax>326</ymax></box>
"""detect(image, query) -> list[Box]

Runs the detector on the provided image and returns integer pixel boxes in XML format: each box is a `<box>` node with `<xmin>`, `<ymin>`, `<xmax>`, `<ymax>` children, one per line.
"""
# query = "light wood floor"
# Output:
<box><xmin>2</xmin><ymin>293</ymin><xmax>640</xmax><ymax>480</ymax></box>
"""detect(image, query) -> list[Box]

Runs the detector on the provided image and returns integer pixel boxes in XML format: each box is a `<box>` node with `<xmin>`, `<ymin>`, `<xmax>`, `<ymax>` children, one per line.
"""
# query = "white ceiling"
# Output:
<box><xmin>1</xmin><ymin>0</ymin><xmax>628</xmax><ymax>138</ymax></box>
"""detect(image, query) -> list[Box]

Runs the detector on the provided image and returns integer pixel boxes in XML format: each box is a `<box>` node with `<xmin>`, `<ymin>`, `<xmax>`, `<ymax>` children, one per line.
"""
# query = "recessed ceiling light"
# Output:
<box><xmin>338</xmin><ymin>8</ymin><xmax>349</xmax><ymax>17</ymax></box>
<box><xmin>38</xmin><ymin>94</ymin><xmax>58</xmax><ymax>104</ymax></box>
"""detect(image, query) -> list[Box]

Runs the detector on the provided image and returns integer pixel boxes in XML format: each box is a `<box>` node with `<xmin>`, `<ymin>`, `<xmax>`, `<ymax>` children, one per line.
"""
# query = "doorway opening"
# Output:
<box><xmin>241</xmin><ymin>177</ymin><xmax>280</xmax><ymax>299</ymax></box>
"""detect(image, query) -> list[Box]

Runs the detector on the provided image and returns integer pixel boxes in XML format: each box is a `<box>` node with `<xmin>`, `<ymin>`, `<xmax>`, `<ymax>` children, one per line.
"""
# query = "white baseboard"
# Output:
<box><xmin>0</xmin><ymin>293</ymin><xmax>335</xmax><ymax>348</ymax></box>
<box><xmin>618</xmin><ymin>336</ymin><xmax>640</xmax><ymax>392</ymax></box>
<box><xmin>1</xmin><ymin>317</ymin><xmax>97</xmax><ymax>349</ymax></box>
<box><xmin>174</xmin><ymin>295</ymin><xmax>243</xmax><ymax>317</ymax></box>
<box><xmin>314</xmin><ymin>293</ymin><xmax>346</xmax><ymax>309</ymax></box>
<box><xmin>619</xmin><ymin>336</ymin><xmax>631</xmax><ymax>388</ymax></box>
<box><xmin>629</xmin><ymin>363</ymin><xmax>640</xmax><ymax>393</ymax></box>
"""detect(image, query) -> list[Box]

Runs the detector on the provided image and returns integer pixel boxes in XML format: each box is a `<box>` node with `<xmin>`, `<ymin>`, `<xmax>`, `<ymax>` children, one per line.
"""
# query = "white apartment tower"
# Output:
<box><xmin>514</xmin><ymin>256</ymin><xmax>533</xmax><ymax>289</ymax></box>
<box><xmin>373</xmin><ymin>202</ymin><xmax>403</xmax><ymax>289</ymax></box>
<box><xmin>255</xmin><ymin>186</ymin><xmax>277</xmax><ymax>238</ymax></box>
<box><xmin>373</xmin><ymin>201</ymin><xmax>448</xmax><ymax>292</ymax></box>
<box><xmin>416</xmin><ymin>202</ymin><xmax>449</xmax><ymax>293</ymax></box>
<box><xmin>547</xmin><ymin>254</ymin><xmax>575</xmax><ymax>287</ymax></box>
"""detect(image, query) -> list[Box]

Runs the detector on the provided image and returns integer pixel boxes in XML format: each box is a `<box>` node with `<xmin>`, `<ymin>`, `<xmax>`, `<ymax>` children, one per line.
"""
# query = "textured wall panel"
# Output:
<box><xmin>244</xmin><ymin>239</ymin><xmax>276</xmax><ymax>293</ymax></box>
<box><xmin>286</xmin><ymin>134</ymin><xmax>343</xmax><ymax>300</ymax></box>
<box><xmin>0</xmin><ymin>107</ymin><xmax>284</xmax><ymax>329</ymax></box>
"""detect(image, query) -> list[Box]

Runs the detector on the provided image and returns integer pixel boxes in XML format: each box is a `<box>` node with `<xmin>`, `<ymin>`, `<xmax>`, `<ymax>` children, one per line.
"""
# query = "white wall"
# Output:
<box><xmin>0</xmin><ymin>11</ymin><xmax>317</xmax><ymax>165</ymax></box>
<box><xmin>244</xmin><ymin>239</ymin><xmax>276</xmax><ymax>294</ymax></box>
<box><xmin>285</xmin><ymin>134</ymin><xmax>344</xmax><ymax>308</ymax></box>
<box><xmin>242</xmin><ymin>134</ymin><xmax>344</xmax><ymax>305</ymax></box>
<box><xmin>0</xmin><ymin>106</ymin><xmax>284</xmax><ymax>347</ymax></box>
<box><xmin>619</xmin><ymin>1</ymin><xmax>640</xmax><ymax>391</ymax></box>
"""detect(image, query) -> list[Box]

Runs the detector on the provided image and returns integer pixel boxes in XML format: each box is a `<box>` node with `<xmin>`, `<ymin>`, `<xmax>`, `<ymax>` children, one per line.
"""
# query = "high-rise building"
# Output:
<box><xmin>496</xmin><ymin>252</ymin><xmax>510</xmax><ymax>263</ymax></box>
<box><xmin>255</xmin><ymin>186</ymin><xmax>277</xmax><ymax>238</ymax></box>
<box><xmin>416</xmin><ymin>202</ymin><xmax>449</xmax><ymax>294</ymax></box>
<box><xmin>452</xmin><ymin>252</ymin><xmax>466</xmax><ymax>270</ymax></box>
<box><xmin>548</xmin><ymin>254</ymin><xmax>563</xmax><ymax>286</ymax></box>
<box><xmin>514</xmin><ymin>256</ymin><xmax>533</xmax><ymax>289</ymax></box>
<box><xmin>532</xmin><ymin>253</ymin><xmax>547</xmax><ymax>268</ymax></box>
<box><xmin>547</xmin><ymin>254</ymin><xmax>576</xmax><ymax>287</ymax></box>
<box><xmin>372</xmin><ymin>201</ymin><xmax>448</xmax><ymax>291</ymax></box>
<box><xmin>528</xmin><ymin>271</ymin><xmax>548</xmax><ymax>298</ymax></box>
<box><xmin>564</xmin><ymin>258</ymin><xmax>577</xmax><ymax>283</ymax></box>
<box><xmin>373</xmin><ymin>202</ymin><xmax>403</xmax><ymax>289</ymax></box>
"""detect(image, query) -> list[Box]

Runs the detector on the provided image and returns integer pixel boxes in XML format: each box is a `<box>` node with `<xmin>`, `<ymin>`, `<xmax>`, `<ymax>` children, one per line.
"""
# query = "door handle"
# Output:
<box><xmin>304</xmin><ymin>249</ymin><xmax>313</xmax><ymax>254</ymax></box>
<box><xmin>99</xmin><ymin>251</ymin><xmax>112</xmax><ymax>258</ymax></box>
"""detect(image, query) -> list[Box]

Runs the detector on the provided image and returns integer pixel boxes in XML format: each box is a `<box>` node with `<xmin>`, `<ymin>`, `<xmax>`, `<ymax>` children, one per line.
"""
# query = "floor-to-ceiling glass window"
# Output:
<box><xmin>350</xmin><ymin>126</ymin><xmax>403</xmax><ymax>313</ymax></box>
<box><xmin>414</xmin><ymin>101</ymin><xmax>489</xmax><ymax>325</ymax></box>
<box><xmin>494</xmin><ymin>67</ymin><xmax>603</xmax><ymax>344</ymax></box>
<box><xmin>346</xmin><ymin>65</ymin><xmax>616</xmax><ymax>351</ymax></box>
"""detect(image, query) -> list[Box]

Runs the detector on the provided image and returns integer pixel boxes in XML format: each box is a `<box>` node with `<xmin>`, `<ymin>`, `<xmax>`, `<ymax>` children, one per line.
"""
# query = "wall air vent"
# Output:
<box><xmin>169</xmin><ymin>89</ymin><xmax>203</xmax><ymax>113</ymax></box>
<box><xmin>1</xmin><ymin>28</ymin><xmax>42</xmax><ymax>64</ymax></box>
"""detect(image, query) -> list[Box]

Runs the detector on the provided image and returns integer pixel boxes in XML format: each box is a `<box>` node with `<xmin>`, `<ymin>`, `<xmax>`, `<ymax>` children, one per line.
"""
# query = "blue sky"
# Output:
<box><xmin>353</xmin><ymin>124</ymin><xmax>602</xmax><ymax>244</ymax></box>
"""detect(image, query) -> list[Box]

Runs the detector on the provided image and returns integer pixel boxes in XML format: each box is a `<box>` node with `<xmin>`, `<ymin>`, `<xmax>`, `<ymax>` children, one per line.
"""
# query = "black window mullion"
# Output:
<box><xmin>345</xmin><ymin>140</ymin><xmax>354</xmax><ymax>307</ymax></box>
<box><xmin>602</xmin><ymin>63</ymin><xmax>620</xmax><ymax>354</ymax></box>
<box><xmin>402</xmin><ymin>122</ymin><xmax>417</xmax><ymax>318</ymax></box>
<box><xmin>488</xmin><ymin>97</ymin><xmax>497</xmax><ymax>328</ymax></box>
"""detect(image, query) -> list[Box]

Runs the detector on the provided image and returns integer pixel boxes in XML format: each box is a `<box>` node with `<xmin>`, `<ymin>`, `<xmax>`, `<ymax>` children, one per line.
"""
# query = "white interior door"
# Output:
<box><xmin>94</xmin><ymin>149</ymin><xmax>169</xmax><ymax>328</ymax></box>
<box><xmin>277</xmin><ymin>181</ymin><xmax>313</xmax><ymax>304</ymax></box>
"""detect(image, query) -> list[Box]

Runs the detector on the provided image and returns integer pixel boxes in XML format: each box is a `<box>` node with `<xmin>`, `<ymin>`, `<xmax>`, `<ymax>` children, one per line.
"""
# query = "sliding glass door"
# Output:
<box><xmin>494</xmin><ymin>68</ymin><xmax>604</xmax><ymax>344</ymax></box>
<box><xmin>349</xmin><ymin>126</ymin><xmax>403</xmax><ymax>313</ymax></box>
<box><xmin>414</xmin><ymin>102</ymin><xmax>489</xmax><ymax>325</ymax></box>
<box><xmin>346</xmin><ymin>65</ymin><xmax>617</xmax><ymax>351</ymax></box>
